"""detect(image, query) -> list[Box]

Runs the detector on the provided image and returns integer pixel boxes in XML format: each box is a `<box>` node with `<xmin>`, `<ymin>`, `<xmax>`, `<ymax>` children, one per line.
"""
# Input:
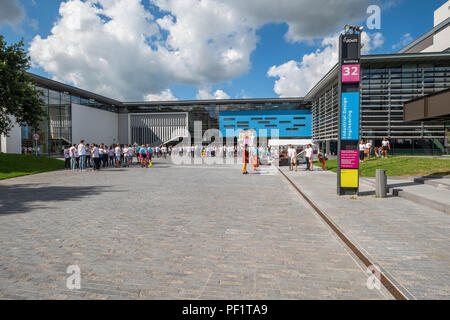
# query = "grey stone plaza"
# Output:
<box><xmin>0</xmin><ymin>159</ymin><xmax>448</xmax><ymax>299</ymax></box>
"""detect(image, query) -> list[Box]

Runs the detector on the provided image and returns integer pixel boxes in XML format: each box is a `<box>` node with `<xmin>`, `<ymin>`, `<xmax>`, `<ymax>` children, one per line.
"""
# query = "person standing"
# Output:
<box><xmin>85</xmin><ymin>144</ymin><xmax>91</xmax><ymax>168</ymax></box>
<box><xmin>139</xmin><ymin>145</ymin><xmax>147</xmax><ymax>167</ymax></box>
<box><xmin>109</xmin><ymin>145</ymin><xmax>114</xmax><ymax>166</ymax></box>
<box><xmin>92</xmin><ymin>144</ymin><xmax>100</xmax><ymax>170</ymax></box>
<box><xmin>359</xmin><ymin>140</ymin><xmax>365</xmax><ymax>162</ymax></box>
<box><xmin>318</xmin><ymin>150</ymin><xmax>327</xmax><ymax>171</ymax></box>
<box><xmin>78</xmin><ymin>140</ymin><xmax>86</xmax><ymax>171</ymax></box>
<box><xmin>242</xmin><ymin>145</ymin><xmax>249</xmax><ymax>174</ymax></box>
<box><xmin>305</xmin><ymin>144</ymin><xmax>313</xmax><ymax>171</ymax></box>
<box><xmin>123</xmin><ymin>144</ymin><xmax>129</xmax><ymax>167</ymax></box>
<box><xmin>288</xmin><ymin>145</ymin><xmax>296</xmax><ymax>171</ymax></box>
<box><xmin>64</xmin><ymin>147</ymin><xmax>70</xmax><ymax>170</ymax></box>
<box><xmin>382</xmin><ymin>137</ymin><xmax>390</xmax><ymax>158</ymax></box>
<box><xmin>365</xmin><ymin>140</ymin><xmax>372</xmax><ymax>160</ymax></box>
<box><xmin>251</xmin><ymin>145</ymin><xmax>259</xmax><ymax>172</ymax></box>
<box><xmin>114</xmin><ymin>144</ymin><xmax>122</xmax><ymax>168</ymax></box>
<box><xmin>128</xmin><ymin>145</ymin><xmax>134</xmax><ymax>166</ymax></box>
<box><xmin>69</xmin><ymin>144</ymin><xmax>77</xmax><ymax>170</ymax></box>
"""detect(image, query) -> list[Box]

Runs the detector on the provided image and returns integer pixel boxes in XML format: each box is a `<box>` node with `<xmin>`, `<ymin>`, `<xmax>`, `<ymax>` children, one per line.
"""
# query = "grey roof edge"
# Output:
<box><xmin>28</xmin><ymin>72</ymin><xmax>304</xmax><ymax>107</ymax></box>
<box><xmin>304</xmin><ymin>52</ymin><xmax>450</xmax><ymax>101</ymax></box>
<box><xmin>123</xmin><ymin>97</ymin><xmax>305</xmax><ymax>106</ymax></box>
<box><xmin>398</xmin><ymin>16</ymin><xmax>450</xmax><ymax>54</ymax></box>
<box><xmin>28</xmin><ymin>73</ymin><xmax>123</xmax><ymax>106</ymax></box>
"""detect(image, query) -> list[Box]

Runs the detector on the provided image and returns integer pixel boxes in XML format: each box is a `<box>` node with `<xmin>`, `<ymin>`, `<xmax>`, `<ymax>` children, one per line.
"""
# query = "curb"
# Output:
<box><xmin>392</xmin><ymin>188</ymin><xmax>450</xmax><ymax>215</ymax></box>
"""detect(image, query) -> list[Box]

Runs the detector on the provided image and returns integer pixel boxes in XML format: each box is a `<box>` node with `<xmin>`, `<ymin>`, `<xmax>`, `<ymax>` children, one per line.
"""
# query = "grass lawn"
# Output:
<box><xmin>314</xmin><ymin>156</ymin><xmax>450</xmax><ymax>177</ymax></box>
<box><xmin>0</xmin><ymin>154</ymin><xmax>64</xmax><ymax>180</ymax></box>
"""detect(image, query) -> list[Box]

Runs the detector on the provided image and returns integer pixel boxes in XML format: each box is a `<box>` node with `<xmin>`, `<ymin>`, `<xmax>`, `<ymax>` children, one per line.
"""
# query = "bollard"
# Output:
<box><xmin>376</xmin><ymin>169</ymin><xmax>387</xmax><ymax>198</ymax></box>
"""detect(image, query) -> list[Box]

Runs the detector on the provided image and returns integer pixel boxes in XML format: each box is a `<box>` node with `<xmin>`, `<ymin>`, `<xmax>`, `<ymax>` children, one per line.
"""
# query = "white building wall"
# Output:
<box><xmin>434</xmin><ymin>0</ymin><xmax>450</xmax><ymax>26</ymax></box>
<box><xmin>71</xmin><ymin>103</ymin><xmax>119</xmax><ymax>146</ymax></box>
<box><xmin>424</xmin><ymin>0</ymin><xmax>450</xmax><ymax>52</ymax></box>
<box><xmin>0</xmin><ymin>116</ymin><xmax>22</xmax><ymax>154</ymax></box>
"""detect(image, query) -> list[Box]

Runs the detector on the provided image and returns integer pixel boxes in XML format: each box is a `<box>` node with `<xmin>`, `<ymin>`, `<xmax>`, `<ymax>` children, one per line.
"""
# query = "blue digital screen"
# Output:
<box><xmin>341</xmin><ymin>92</ymin><xmax>360</xmax><ymax>140</ymax></box>
<box><xmin>219</xmin><ymin>110</ymin><xmax>312</xmax><ymax>138</ymax></box>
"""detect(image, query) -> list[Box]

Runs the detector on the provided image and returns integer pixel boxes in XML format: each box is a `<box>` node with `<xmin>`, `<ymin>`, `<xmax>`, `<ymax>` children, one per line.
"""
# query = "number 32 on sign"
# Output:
<box><xmin>342</xmin><ymin>64</ymin><xmax>360</xmax><ymax>83</ymax></box>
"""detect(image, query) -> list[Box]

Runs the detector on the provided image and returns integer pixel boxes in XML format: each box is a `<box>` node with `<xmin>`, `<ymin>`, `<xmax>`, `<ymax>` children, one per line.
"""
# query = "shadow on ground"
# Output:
<box><xmin>0</xmin><ymin>183</ymin><xmax>113</xmax><ymax>215</ymax></box>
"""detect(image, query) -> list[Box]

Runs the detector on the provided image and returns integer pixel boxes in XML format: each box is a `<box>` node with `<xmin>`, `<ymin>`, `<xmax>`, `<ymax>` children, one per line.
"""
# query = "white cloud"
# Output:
<box><xmin>144</xmin><ymin>89</ymin><xmax>178</xmax><ymax>101</ymax></box>
<box><xmin>196</xmin><ymin>88</ymin><xmax>230</xmax><ymax>100</ymax></box>
<box><xmin>28</xmin><ymin>0</ymin><xmax>390</xmax><ymax>100</ymax></box>
<box><xmin>29</xmin><ymin>0</ymin><xmax>257</xmax><ymax>100</ymax></box>
<box><xmin>268</xmin><ymin>32</ymin><xmax>384</xmax><ymax>97</ymax></box>
<box><xmin>361</xmin><ymin>32</ymin><xmax>384</xmax><ymax>54</ymax></box>
<box><xmin>392</xmin><ymin>33</ymin><xmax>413</xmax><ymax>50</ymax></box>
<box><xmin>0</xmin><ymin>0</ymin><xmax>25</xmax><ymax>27</ymax></box>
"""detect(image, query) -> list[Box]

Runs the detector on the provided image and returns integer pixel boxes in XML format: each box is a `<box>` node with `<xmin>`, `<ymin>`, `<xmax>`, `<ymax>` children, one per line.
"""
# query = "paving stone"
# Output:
<box><xmin>0</xmin><ymin>159</ymin><xmax>388</xmax><ymax>299</ymax></box>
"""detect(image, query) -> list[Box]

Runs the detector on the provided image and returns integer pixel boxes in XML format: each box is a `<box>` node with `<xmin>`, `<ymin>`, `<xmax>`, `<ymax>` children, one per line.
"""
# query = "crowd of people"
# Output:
<box><xmin>359</xmin><ymin>137</ymin><xmax>391</xmax><ymax>162</ymax></box>
<box><xmin>63</xmin><ymin>140</ymin><xmax>327</xmax><ymax>173</ymax></box>
<box><xmin>63</xmin><ymin>141</ymin><xmax>171</xmax><ymax>171</ymax></box>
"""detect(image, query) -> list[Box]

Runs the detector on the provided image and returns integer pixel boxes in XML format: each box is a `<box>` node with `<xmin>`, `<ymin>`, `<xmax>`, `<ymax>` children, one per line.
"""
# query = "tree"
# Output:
<box><xmin>0</xmin><ymin>35</ymin><xmax>46</xmax><ymax>137</ymax></box>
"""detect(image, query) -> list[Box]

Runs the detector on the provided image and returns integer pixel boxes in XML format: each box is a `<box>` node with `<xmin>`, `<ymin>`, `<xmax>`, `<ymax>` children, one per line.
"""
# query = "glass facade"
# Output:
<box><xmin>21</xmin><ymin>85</ymin><xmax>121</xmax><ymax>156</ymax></box>
<box><xmin>311</xmin><ymin>59</ymin><xmax>450</xmax><ymax>155</ymax></box>
<box><xmin>124</xmin><ymin>100</ymin><xmax>308</xmax><ymax>140</ymax></box>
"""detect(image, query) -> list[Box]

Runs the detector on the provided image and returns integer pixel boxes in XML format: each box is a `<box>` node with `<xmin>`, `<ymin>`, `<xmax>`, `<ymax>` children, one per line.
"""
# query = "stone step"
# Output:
<box><xmin>412</xmin><ymin>177</ymin><xmax>450</xmax><ymax>191</ymax></box>
<box><xmin>360</xmin><ymin>177</ymin><xmax>450</xmax><ymax>215</ymax></box>
<box><xmin>390</xmin><ymin>182</ymin><xmax>450</xmax><ymax>215</ymax></box>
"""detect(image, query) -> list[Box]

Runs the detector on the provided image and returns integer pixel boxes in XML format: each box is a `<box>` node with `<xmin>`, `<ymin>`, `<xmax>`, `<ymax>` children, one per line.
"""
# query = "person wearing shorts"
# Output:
<box><xmin>381</xmin><ymin>138</ymin><xmax>390</xmax><ymax>158</ymax></box>
<box><xmin>139</xmin><ymin>145</ymin><xmax>147</xmax><ymax>167</ymax></box>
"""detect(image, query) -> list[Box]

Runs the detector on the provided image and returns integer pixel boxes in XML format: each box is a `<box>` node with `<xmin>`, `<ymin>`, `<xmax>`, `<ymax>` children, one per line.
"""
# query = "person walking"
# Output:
<box><xmin>242</xmin><ymin>144</ymin><xmax>249</xmax><ymax>174</ymax></box>
<box><xmin>318</xmin><ymin>149</ymin><xmax>327</xmax><ymax>171</ymax></box>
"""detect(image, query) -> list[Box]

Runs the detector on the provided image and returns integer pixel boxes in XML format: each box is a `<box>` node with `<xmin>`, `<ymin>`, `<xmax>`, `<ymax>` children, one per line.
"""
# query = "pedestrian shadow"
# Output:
<box><xmin>0</xmin><ymin>183</ymin><xmax>112</xmax><ymax>216</ymax></box>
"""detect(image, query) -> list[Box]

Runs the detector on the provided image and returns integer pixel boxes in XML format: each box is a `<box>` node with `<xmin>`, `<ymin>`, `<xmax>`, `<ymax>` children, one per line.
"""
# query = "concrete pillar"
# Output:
<box><xmin>376</xmin><ymin>169</ymin><xmax>387</xmax><ymax>198</ymax></box>
<box><xmin>326</xmin><ymin>140</ymin><xmax>331</xmax><ymax>155</ymax></box>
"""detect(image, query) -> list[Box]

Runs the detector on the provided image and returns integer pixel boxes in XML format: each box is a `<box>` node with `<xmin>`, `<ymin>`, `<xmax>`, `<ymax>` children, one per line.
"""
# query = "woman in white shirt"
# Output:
<box><xmin>381</xmin><ymin>138</ymin><xmax>390</xmax><ymax>158</ymax></box>
<box><xmin>365</xmin><ymin>141</ymin><xmax>372</xmax><ymax>160</ymax></box>
<box><xmin>288</xmin><ymin>145</ymin><xmax>296</xmax><ymax>171</ymax></box>
<box><xmin>359</xmin><ymin>140</ymin><xmax>365</xmax><ymax>162</ymax></box>
<box><xmin>114</xmin><ymin>144</ymin><xmax>122</xmax><ymax>168</ymax></box>
<box><xmin>92</xmin><ymin>144</ymin><xmax>100</xmax><ymax>170</ymax></box>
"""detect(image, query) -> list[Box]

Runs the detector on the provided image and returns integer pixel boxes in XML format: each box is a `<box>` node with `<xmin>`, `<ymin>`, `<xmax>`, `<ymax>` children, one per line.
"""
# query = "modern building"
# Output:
<box><xmin>1</xmin><ymin>1</ymin><xmax>449</xmax><ymax>156</ymax></box>
<box><xmin>307</xmin><ymin>1</ymin><xmax>450</xmax><ymax>155</ymax></box>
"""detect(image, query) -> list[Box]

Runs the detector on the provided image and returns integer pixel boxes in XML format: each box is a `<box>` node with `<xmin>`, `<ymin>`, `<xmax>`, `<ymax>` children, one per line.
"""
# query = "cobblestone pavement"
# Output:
<box><xmin>281</xmin><ymin>165</ymin><xmax>450</xmax><ymax>299</ymax></box>
<box><xmin>0</xmin><ymin>160</ymin><xmax>388</xmax><ymax>300</ymax></box>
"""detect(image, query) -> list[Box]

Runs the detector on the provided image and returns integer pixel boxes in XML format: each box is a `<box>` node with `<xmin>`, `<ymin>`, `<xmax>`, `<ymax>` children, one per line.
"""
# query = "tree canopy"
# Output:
<box><xmin>0</xmin><ymin>35</ymin><xmax>46</xmax><ymax>136</ymax></box>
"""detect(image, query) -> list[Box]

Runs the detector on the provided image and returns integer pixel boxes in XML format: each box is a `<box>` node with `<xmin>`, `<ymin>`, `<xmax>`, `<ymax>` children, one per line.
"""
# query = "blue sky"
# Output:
<box><xmin>0</xmin><ymin>0</ymin><xmax>447</xmax><ymax>101</ymax></box>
